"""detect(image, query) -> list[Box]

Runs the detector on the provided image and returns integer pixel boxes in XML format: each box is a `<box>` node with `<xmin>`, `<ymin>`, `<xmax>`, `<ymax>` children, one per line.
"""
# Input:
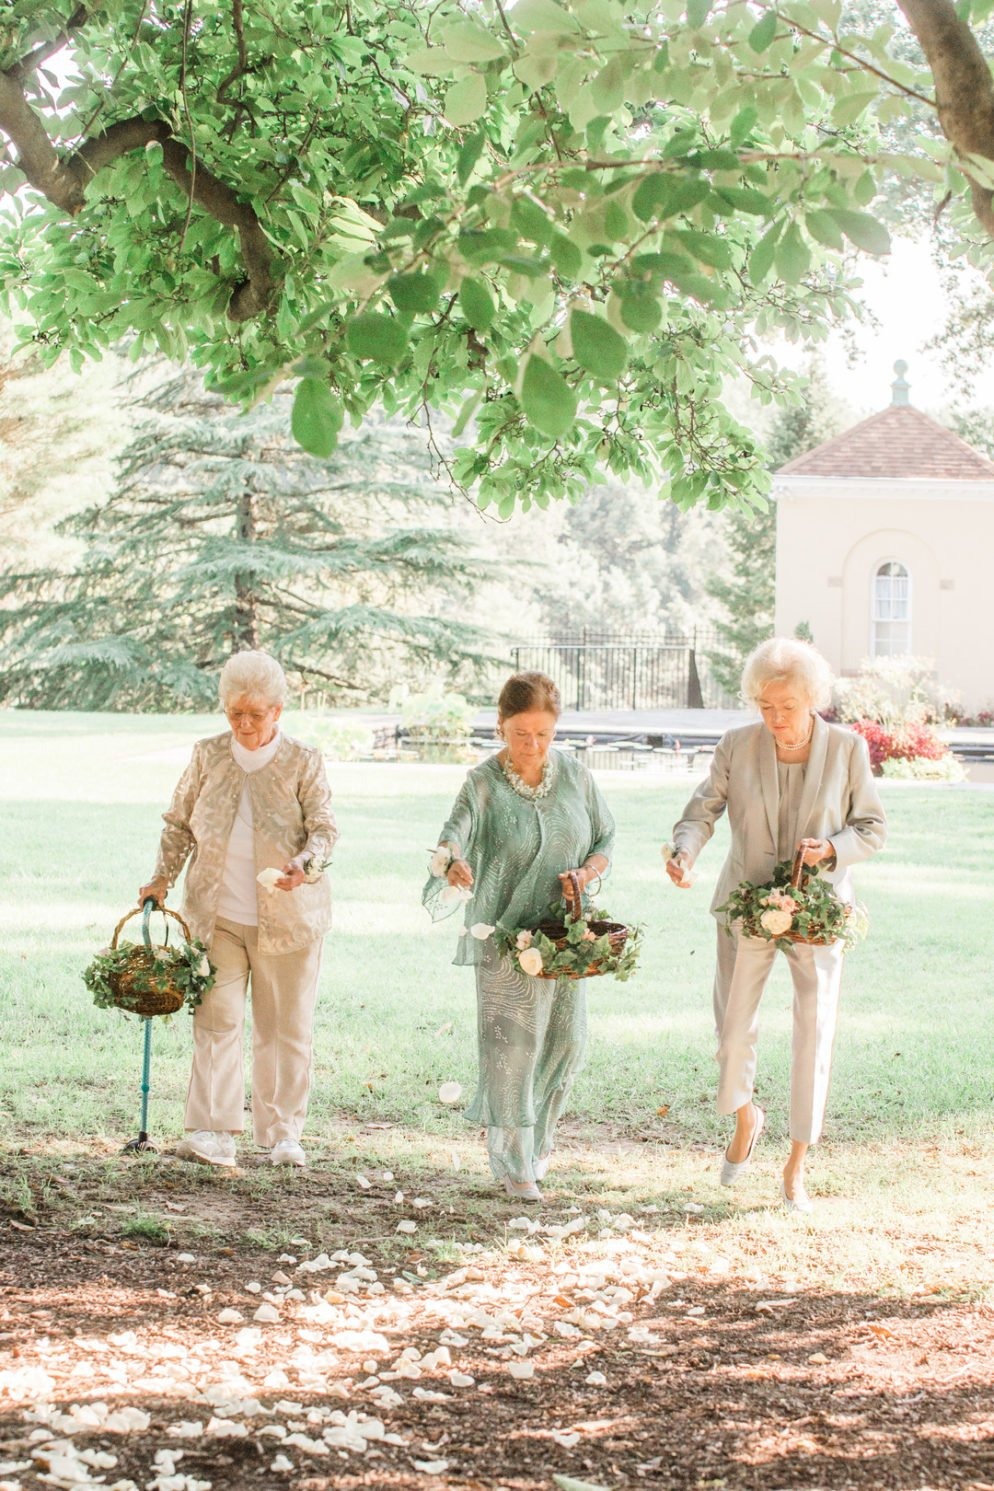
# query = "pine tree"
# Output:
<box><xmin>705</xmin><ymin>365</ymin><xmax>849</xmax><ymax>697</ymax></box>
<box><xmin>0</xmin><ymin>371</ymin><xmax>490</xmax><ymax>709</ymax></box>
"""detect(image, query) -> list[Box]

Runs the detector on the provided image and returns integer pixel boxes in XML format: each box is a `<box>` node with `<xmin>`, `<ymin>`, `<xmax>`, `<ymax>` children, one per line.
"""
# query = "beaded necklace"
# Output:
<box><xmin>499</xmin><ymin>754</ymin><xmax>553</xmax><ymax>801</ymax></box>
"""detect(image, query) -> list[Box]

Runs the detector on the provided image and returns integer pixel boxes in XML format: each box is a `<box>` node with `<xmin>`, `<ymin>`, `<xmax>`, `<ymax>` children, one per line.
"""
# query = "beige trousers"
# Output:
<box><xmin>712</xmin><ymin>922</ymin><xmax>845</xmax><ymax>1144</ymax></box>
<box><xmin>184</xmin><ymin>918</ymin><xmax>323</xmax><ymax>1146</ymax></box>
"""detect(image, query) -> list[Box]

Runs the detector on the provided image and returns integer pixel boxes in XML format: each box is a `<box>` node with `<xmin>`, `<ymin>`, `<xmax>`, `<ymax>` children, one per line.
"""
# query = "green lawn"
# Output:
<box><xmin>2</xmin><ymin>708</ymin><xmax>991</xmax><ymax>1153</ymax></box>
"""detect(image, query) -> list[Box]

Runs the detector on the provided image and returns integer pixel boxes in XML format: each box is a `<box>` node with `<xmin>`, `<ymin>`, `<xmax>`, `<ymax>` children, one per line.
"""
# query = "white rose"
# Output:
<box><xmin>439</xmin><ymin>883</ymin><xmax>472</xmax><ymax>906</ymax></box>
<box><xmin>515</xmin><ymin>930</ymin><xmax>533</xmax><ymax>950</ymax></box>
<box><xmin>429</xmin><ymin>846</ymin><xmax>453</xmax><ymax>878</ymax></box>
<box><xmin>469</xmin><ymin>923</ymin><xmax>495</xmax><ymax>940</ymax></box>
<box><xmin>303</xmin><ymin>860</ymin><xmax>324</xmax><ymax>883</ymax></box>
<box><xmin>256</xmin><ymin>867</ymin><xmax>283</xmax><ymax>890</ymax></box>
<box><xmin>196</xmin><ymin>955</ymin><xmax>211</xmax><ymax>978</ymax></box>
<box><xmin>518</xmin><ymin>947</ymin><xmax>544</xmax><ymax>977</ymax></box>
<box><xmin>760</xmin><ymin>908</ymin><xmax>793</xmax><ymax>937</ymax></box>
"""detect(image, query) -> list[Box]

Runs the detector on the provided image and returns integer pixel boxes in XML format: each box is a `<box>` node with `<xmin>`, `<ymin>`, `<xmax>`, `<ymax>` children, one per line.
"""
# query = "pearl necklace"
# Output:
<box><xmin>499</xmin><ymin>755</ymin><xmax>553</xmax><ymax>801</ymax></box>
<box><xmin>777</xmin><ymin>716</ymin><xmax>815</xmax><ymax>753</ymax></box>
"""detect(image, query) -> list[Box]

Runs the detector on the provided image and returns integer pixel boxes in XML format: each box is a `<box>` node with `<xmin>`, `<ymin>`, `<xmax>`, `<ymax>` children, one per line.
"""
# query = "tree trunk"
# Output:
<box><xmin>896</xmin><ymin>0</ymin><xmax>994</xmax><ymax>235</ymax></box>
<box><xmin>233</xmin><ymin>490</ymin><xmax>259</xmax><ymax>651</ymax></box>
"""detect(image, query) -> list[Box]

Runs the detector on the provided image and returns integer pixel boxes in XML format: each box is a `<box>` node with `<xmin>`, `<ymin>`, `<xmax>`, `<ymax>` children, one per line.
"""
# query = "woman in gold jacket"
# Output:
<box><xmin>140</xmin><ymin>650</ymin><xmax>337</xmax><ymax>1169</ymax></box>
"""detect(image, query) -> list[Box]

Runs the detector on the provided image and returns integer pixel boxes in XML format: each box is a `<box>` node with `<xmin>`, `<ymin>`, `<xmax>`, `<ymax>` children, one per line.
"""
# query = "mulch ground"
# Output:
<box><xmin>1</xmin><ymin>1157</ymin><xmax>993</xmax><ymax>1491</ymax></box>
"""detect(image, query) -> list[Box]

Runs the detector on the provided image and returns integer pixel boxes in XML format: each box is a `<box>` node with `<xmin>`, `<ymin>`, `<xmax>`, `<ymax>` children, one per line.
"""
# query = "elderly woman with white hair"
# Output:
<box><xmin>666</xmin><ymin>638</ymin><xmax>886</xmax><ymax>1212</ymax></box>
<box><xmin>139</xmin><ymin>650</ymin><xmax>337</xmax><ymax>1169</ymax></box>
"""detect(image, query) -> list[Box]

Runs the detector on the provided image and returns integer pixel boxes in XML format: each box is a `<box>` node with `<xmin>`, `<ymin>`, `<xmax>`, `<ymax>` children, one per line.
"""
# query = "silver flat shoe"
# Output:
<box><xmin>780</xmin><ymin>1181</ymin><xmax>814</xmax><ymax>1214</ymax></box>
<box><xmin>504</xmin><ymin>1176</ymin><xmax>543</xmax><ymax>1203</ymax></box>
<box><xmin>719</xmin><ymin>1105</ymin><xmax>765</xmax><ymax>1186</ymax></box>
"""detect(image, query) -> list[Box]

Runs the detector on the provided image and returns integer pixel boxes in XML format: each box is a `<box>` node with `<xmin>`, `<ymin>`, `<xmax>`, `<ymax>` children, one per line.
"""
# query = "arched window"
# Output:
<box><xmin>872</xmin><ymin>561</ymin><xmax>911</xmax><ymax>656</ymax></box>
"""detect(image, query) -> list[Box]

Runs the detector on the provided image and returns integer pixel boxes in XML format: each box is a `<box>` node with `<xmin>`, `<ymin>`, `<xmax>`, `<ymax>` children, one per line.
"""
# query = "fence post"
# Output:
<box><xmin>687</xmin><ymin>647</ymin><xmax>704</xmax><ymax>709</ymax></box>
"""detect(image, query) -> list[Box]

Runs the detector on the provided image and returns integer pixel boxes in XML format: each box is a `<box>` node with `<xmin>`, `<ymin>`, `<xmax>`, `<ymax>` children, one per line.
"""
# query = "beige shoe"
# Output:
<box><xmin>503</xmin><ymin>1176</ymin><xmax>542</xmax><ymax>1203</ymax></box>
<box><xmin>720</xmin><ymin>1105</ymin><xmax>765</xmax><ymax>1186</ymax></box>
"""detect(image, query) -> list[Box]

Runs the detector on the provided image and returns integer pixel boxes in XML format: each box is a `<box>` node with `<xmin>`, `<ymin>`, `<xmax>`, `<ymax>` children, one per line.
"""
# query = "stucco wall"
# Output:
<box><xmin>774</xmin><ymin>478</ymin><xmax>994</xmax><ymax>712</ymax></box>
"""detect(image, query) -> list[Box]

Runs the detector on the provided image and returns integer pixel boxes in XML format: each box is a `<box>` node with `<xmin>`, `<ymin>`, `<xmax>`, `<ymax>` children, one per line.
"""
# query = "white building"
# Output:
<box><xmin>774</xmin><ymin>363</ymin><xmax>994</xmax><ymax>713</ymax></box>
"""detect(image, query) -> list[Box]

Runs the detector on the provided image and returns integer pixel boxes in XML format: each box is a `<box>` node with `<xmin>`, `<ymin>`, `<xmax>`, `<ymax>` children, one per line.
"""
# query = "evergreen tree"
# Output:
<box><xmin>705</xmin><ymin>366</ymin><xmax>849</xmax><ymax>697</ymax></box>
<box><xmin>0</xmin><ymin>371</ymin><xmax>490</xmax><ymax>709</ymax></box>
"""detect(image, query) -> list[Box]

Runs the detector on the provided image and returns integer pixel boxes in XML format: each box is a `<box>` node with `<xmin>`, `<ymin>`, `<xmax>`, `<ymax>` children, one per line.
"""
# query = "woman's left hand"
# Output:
<box><xmin>797</xmin><ymin>836</ymin><xmax>835</xmax><ymax>867</ymax></box>
<box><xmin>274</xmin><ymin>860</ymin><xmax>307</xmax><ymax>892</ymax></box>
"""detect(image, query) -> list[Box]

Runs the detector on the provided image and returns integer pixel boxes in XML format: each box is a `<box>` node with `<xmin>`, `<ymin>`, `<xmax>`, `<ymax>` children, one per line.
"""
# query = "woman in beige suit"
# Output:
<box><xmin>139</xmin><ymin>650</ymin><xmax>337</xmax><ymax>1169</ymax></box>
<box><xmin>666</xmin><ymin>638</ymin><xmax>885</xmax><ymax>1212</ymax></box>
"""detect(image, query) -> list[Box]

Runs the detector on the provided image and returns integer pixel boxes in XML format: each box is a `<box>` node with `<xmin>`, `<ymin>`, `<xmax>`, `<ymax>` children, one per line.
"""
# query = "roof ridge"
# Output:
<box><xmin>775</xmin><ymin>402</ymin><xmax>994</xmax><ymax>480</ymax></box>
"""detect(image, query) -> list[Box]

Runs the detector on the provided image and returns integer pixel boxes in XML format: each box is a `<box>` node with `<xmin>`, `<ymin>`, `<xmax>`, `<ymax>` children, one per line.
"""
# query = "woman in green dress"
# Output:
<box><xmin>424</xmin><ymin>672</ymin><xmax>615</xmax><ymax>1202</ymax></box>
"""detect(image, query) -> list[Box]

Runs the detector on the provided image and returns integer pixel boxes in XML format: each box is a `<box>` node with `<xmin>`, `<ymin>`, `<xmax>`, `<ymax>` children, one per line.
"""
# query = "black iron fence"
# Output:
<box><xmin>510</xmin><ymin>628</ymin><xmax>735</xmax><ymax>710</ymax></box>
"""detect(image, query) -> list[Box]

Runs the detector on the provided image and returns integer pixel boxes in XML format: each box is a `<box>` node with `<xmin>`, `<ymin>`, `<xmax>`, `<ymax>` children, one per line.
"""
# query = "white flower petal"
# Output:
<box><xmin>469</xmin><ymin>922</ymin><xmax>495</xmax><ymax>940</ymax></box>
<box><xmin>438</xmin><ymin>1082</ymin><xmax>462</xmax><ymax>1105</ymax></box>
<box><xmin>256</xmin><ymin>867</ymin><xmax>283</xmax><ymax>890</ymax></box>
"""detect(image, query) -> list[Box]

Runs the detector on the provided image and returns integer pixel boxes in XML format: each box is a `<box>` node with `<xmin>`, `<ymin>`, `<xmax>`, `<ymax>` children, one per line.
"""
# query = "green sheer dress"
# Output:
<box><xmin>424</xmin><ymin>750</ymin><xmax>615</xmax><ymax>1185</ymax></box>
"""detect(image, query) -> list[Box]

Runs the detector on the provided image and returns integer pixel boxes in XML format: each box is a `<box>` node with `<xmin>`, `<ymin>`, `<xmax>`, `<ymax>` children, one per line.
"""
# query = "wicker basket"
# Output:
<box><xmin>104</xmin><ymin>903</ymin><xmax>194</xmax><ymax>1016</ymax></box>
<box><xmin>781</xmin><ymin>849</ymin><xmax>841</xmax><ymax>946</ymax></box>
<box><xmin>530</xmin><ymin>871</ymin><xmax>631</xmax><ymax>980</ymax></box>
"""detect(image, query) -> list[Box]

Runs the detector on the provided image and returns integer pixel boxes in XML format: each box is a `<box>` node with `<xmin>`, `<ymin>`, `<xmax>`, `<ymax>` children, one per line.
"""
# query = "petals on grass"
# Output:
<box><xmin>438</xmin><ymin>1081</ymin><xmax>462</xmax><ymax>1104</ymax></box>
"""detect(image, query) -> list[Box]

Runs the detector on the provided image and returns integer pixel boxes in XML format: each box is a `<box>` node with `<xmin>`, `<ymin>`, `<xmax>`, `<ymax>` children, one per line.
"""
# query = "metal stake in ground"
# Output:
<box><xmin>122</xmin><ymin>900</ymin><xmax>160</xmax><ymax>1155</ymax></box>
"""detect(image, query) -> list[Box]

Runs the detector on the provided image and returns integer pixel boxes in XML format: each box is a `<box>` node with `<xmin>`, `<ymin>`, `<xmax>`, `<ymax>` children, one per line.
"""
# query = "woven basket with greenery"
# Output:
<box><xmin>497</xmin><ymin>872</ymin><xmax>642</xmax><ymax>982</ymax></box>
<box><xmin>716</xmin><ymin>850</ymin><xmax>867</xmax><ymax>951</ymax></box>
<box><xmin>84</xmin><ymin>903</ymin><xmax>216</xmax><ymax>1018</ymax></box>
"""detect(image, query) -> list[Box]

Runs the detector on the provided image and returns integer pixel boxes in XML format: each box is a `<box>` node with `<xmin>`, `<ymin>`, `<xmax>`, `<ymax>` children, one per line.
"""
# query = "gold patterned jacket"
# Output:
<box><xmin>152</xmin><ymin>731</ymin><xmax>338</xmax><ymax>955</ymax></box>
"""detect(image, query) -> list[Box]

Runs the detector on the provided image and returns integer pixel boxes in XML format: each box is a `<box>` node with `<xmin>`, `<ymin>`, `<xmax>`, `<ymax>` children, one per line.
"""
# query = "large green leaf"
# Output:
<box><xmin>346</xmin><ymin>313</ymin><xmax>409</xmax><ymax>365</ymax></box>
<box><xmin>520</xmin><ymin>355</ymin><xmax>577</xmax><ymax>438</ymax></box>
<box><xmin>570</xmin><ymin>309</ymin><xmax>628</xmax><ymax>380</ymax></box>
<box><xmin>291</xmin><ymin>378</ymin><xmax>343</xmax><ymax>458</ymax></box>
<box><xmin>445</xmin><ymin>74</ymin><xmax>488</xmax><ymax>127</ymax></box>
<box><xmin>389</xmin><ymin>272</ymin><xmax>443</xmax><ymax>314</ymax></box>
<box><xmin>459</xmin><ymin>276</ymin><xmax>496</xmax><ymax>332</ymax></box>
<box><xmin>748</xmin><ymin>9</ymin><xmax>778</xmax><ymax>51</ymax></box>
<box><xmin>827</xmin><ymin>209</ymin><xmax>891</xmax><ymax>255</ymax></box>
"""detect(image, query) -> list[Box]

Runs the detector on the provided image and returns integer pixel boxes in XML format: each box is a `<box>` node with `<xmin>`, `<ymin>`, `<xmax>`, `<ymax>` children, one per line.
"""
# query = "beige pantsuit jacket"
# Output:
<box><xmin>672</xmin><ymin>716</ymin><xmax>887</xmax><ymax>912</ymax></box>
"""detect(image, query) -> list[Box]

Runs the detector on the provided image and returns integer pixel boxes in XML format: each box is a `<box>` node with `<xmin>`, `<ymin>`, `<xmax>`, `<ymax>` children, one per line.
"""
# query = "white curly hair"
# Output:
<box><xmin>218</xmin><ymin>650</ymin><xmax>288</xmax><ymax>709</ymax></box>
<box><xmin>740</xmin><ymin>637</ymin><xmax>834</xmax><ymax>711</ymax></box>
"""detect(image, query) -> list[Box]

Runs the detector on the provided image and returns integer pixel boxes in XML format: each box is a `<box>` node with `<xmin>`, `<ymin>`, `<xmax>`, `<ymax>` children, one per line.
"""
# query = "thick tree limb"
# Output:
<box><xmin>0</xmin><ymin>75</ymin><xmax>276</xmax><ymax>320</ymax></box>
<box><xmin>896</xmin><ymin>0</ymin><xmax>994</xmax><ymax>235</ymax></box>
<box><xmin>8</xmin><ymin>5</ymin><xmax>89</xmax><ymax>82</ymax></box>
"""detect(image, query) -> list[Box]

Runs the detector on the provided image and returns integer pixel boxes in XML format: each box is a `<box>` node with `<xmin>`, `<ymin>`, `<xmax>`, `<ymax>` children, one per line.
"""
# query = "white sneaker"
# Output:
<box><xmin>270</xmin><ymin>1138</ymin><xmax>306</xmax><ymax>1167</ymax></box>
<box><xmin>175</xmin><ymin>1130</ymin><xmax>236</xmax><ymax>1167</ymax></box>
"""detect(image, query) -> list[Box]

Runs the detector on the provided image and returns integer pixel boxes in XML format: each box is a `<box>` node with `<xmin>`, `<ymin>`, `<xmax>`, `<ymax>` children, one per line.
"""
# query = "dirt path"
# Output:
<box><xmin>1</xmin><ymin>1156</ymin><xmax>993</xmax><ymax>1491</ymax></box>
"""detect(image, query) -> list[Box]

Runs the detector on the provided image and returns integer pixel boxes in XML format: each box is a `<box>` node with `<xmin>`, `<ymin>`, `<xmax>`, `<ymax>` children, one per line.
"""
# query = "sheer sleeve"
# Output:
<box><xmin>422</xmin><ymin>776</ymin><xmax>477</xmax><ymax>922</ymax></box>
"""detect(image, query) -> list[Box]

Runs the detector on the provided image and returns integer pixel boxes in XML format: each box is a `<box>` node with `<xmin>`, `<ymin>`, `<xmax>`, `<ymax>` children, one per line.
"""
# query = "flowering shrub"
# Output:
<box><xmin>848</xmin><ymin>718</ymin><xmax>953</xmax><ymax>774</ymax></box>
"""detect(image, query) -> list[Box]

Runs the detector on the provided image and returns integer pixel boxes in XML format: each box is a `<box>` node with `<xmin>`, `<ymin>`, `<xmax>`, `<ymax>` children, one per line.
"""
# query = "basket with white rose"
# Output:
<box><xmin>84</xmin><ymin>904</ymin><xmax>216</xmax><ymax>1018</ymax></box>
<box><xmin>496</xmin><ymin>871</ymin><xmax>642</xmax><ymax>982</ymax></box>
<box><xmin>716</xmin><ymin>849</ymin><xmax>867</xmax><ymax>951</ymax></box>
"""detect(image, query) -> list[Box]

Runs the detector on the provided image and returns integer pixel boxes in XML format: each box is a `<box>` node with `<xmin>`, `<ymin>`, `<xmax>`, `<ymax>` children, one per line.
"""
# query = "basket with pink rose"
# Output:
<box><xmin>716</xmin><ymin>849</ymin><xmax>867</xmax><ymax>951</ymax></box>
<box><xmin>496</xmin><ymin>872</ymin><xmax>642</xmax><ymax>982</ymax></box>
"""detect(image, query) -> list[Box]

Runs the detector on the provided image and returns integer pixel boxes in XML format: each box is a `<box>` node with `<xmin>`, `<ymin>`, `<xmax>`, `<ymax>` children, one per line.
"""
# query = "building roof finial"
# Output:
<box><xmin>891</xmin><ymin>359</ymin><xmax>910</xmax><ymax>406</ymax></box>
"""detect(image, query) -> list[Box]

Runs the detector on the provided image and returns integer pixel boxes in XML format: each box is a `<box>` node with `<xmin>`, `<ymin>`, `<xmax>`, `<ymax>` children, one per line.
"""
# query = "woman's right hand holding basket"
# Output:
<box><xmin>138</xmin><ymin>877</ymin><xmax>169</xmax><ymax>907</ymax></box>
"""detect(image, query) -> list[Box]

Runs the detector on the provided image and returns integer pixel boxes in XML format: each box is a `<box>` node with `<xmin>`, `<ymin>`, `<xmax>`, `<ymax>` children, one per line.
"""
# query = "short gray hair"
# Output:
<box><xmin>741</xmin><ymin>637</ymin><xmax>834</xmax><ymax>711</ymax></box>
<box><xmin>218</xmin><ymin>650</ymin><xmax>288</xmax><ymax>709</ymax></box>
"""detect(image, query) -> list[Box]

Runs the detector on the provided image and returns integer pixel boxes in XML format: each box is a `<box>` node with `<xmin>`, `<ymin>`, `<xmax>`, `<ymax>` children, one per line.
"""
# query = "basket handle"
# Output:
<box><xmin>790</xmin><ymin>848</ymin><xmax>808</xmax><ymax>891</ymax></box>
<box><xmin>111</xmin><ymin>900</ymin><xmax>194</xmax><ymax>951</ymax></box>
<box><xmin>564</xmin><ymin>870</ymin><xmax>583</xmax><ymax>923</ymax></box>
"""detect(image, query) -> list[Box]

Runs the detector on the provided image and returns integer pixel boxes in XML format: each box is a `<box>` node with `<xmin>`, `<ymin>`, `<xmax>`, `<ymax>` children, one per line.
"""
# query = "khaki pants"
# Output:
<box><xmin>184</xmin><ymin>918</ymin><xmax>323</xmax><ymax>1147</ymax></box>
<box><xmin>712</xmin><ymin>922</ymin><xmax>844</xmax><ymax>1144</ymax></box>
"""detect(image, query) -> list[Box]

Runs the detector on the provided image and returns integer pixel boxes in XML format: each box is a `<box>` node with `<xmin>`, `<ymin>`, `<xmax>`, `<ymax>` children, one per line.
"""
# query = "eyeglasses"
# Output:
<box><xmin>226</xmin><ymin>709</ymin><xmax>274</xmax><ymax>726</ymax></box>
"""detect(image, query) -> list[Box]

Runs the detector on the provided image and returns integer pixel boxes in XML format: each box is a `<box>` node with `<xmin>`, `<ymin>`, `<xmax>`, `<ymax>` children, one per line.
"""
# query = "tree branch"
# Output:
<box><xmin>896</xmin><ymin>0</ymin><xmax>994</xmax><ymax>235</ymax></box>
<box><xmin>8</xmin><ymin>5</ymin><xmax>89</xmax><ymax>82</ymax></box>
<box><xmin>0</xmin><ymin>69</ymin><xmax>278</xmax><ymax>319</ymax></box>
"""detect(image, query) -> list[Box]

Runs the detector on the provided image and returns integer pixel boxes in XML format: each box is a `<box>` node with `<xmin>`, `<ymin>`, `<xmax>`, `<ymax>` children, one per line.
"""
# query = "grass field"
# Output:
<box><xmin>1</xmin><ymin>709</ymin><xmax>993</xmax><ymax>1299</ymax></box>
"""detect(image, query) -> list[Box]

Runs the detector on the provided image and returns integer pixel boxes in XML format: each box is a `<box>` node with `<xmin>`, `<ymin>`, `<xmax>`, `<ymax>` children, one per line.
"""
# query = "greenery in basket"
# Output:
<box><xmin>716</xmin><ymin>861</ymin><xmax>868</xmax><ymax>952</ymax></box>
<box><xmin>84</xmin><ymin>938</ymin><xmax>216</xmax><ymax>1016</ymax></box>
<box><xmin>495</xmin><ymin>897</ymin><xmax>643</xmax><ymax>983</ymax></box>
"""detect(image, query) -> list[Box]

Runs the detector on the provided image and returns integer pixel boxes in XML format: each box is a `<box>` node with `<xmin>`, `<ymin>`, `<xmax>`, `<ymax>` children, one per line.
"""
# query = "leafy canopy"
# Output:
<box><xmin>1</xmin><ymin>0</ymin><xmax>992</xmax><ymax>512</ymax></box>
